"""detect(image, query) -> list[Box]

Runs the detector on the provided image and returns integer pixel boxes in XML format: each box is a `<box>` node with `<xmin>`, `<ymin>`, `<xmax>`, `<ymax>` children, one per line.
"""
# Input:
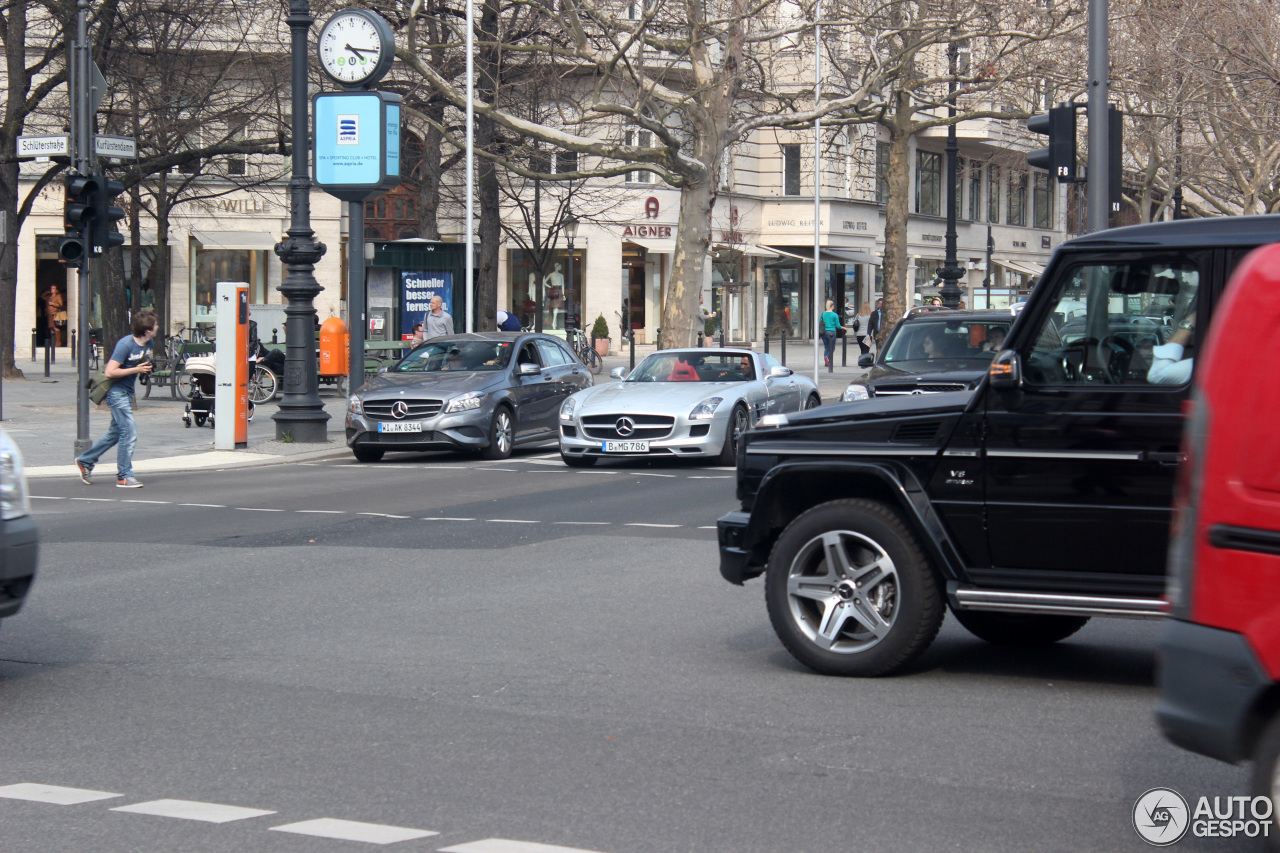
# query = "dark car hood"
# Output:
<box><xmin>788</xmin><ymin>387</ymin><xmax>977</xmax><ymax>425</ymax></box>
<box><xmin>862</xmin><ymin>360</ymin><xmax>991</xmax><ymax>391</ymax></box>
<box><xmin>356</xmin><ymin>370</ymin><xmax>505</xmax><ymax>398</ymax></box>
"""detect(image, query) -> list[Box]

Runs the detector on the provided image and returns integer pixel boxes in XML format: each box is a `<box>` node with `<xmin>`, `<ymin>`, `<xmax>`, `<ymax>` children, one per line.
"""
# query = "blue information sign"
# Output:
<box><xmin>313</xmin><ymin>90</ymin><xmax>402</xmax><ymax>201</ymax></box>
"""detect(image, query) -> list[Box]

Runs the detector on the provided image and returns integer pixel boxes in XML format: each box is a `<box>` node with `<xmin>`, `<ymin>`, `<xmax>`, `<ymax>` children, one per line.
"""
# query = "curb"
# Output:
<box><xmin>26</xmin><ymin>443</ymin><xmax>352</xmax><ymax>481</ymax></box>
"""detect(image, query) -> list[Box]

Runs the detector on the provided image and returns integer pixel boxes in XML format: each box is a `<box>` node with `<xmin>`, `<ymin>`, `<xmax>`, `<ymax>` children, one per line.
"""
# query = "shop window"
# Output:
<box><xmin>509</xmin><ymin>248</ymin><xmax>582</xmax><ymax>331</ymax></box>
<box><xmin>192</xmin><ymin>248</ymin><xmax>265</xmax><ymax>328</ymax></box>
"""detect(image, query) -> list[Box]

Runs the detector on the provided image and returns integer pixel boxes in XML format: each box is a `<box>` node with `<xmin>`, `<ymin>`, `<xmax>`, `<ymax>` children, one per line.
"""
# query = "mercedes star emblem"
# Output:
<box><xmin>615</xmin><ymin>417</ymin><xmax>636</xmax><ymax>437</ymax></box>
<box><xmin>391</xmin><ymin>401</ymin><xmax>410</xmax><ymax>419</ymax></box>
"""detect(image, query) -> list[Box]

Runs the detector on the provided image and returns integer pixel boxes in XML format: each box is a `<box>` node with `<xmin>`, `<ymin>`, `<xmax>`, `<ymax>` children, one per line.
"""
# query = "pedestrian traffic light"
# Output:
<box><xmin>1109</xmin><ymin>105</ymin><xmax>1125</xmax><ymax>222</ymax></box>
<box><xmin>89</xmin><ymin>174</ymin><xmax>126</xmax><ymax>257</ymax></box>
<box><xmin>1027</xmin><ymin>104</ymin><xmax>1077</xmax><ymax>183</ymax></box>
<box><xmin>58</xmin><ymin>172</ymin><xmax>98</xmax><ymax>267</ymax></box>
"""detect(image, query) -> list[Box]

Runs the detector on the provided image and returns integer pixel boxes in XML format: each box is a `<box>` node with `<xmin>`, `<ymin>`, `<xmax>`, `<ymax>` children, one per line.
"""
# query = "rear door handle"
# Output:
<box><xmin>1148</xmin><ymin>451</ymin><xmax>1185</xmax><ymax>465</ymax></box>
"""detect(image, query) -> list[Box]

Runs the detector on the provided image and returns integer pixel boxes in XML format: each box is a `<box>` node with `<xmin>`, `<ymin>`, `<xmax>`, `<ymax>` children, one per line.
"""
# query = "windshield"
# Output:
<box><xmin>391</xmin><ymin>340</ymin><xmax>513</xmax><ymax>373</ymax></box>
<box><xmin>627</xmin><ymin>352</ymin><xmax>756</xmax><ymax>382</ymax></box>
<box><xmin>881</xmin><ymin>320</ymin><xmax>1012</xmax><ymax>366</ymax></box>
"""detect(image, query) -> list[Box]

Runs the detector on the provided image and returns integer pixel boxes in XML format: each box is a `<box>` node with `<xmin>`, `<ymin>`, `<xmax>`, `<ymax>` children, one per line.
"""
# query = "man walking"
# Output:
<box><xmin>76</xmin><ymin>311</ymin><xmax>157</xmax><ymax>488</ymax></box>
<box><xmin>867</xmin><ymin>297</ymin><xmax>884</xmax><ymax>342</ymax></box>
<box><xmin>423</xmin><ymin>295</ymin><xmax>454</xmax><ymax>340</ymax></box>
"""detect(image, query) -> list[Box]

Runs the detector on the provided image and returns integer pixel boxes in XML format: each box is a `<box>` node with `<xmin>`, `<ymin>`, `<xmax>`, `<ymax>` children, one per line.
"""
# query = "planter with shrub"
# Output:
<box><xmin>591</xmin><ymin>315</ymin><xmax>610</xmax><ymax>357</ymax></box>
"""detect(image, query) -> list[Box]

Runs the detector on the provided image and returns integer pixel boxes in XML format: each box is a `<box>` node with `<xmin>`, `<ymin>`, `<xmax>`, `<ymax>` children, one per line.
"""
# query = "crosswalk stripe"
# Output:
<box><xmin>110</xmin><ymin>799</ymin><xmax>276</xmax><ymax>823</ymax></box>
<box><xmin>487</xmin><ymin>518</ymin><xmax>539</xmax><ymax>524</ymax></box>
<box><xmin>0</xmin><ymin>783</ymin><xmax>122</xmax><ymax>805</ymax></box>
<box><xmin>270</xmin><ymin>817</ymin><xmax>438</xmax><ymax>844</ymax></box>
<box><xmin>440</xmin><ymin>840</ymin><xmax>608</xmax><ymax>853</ymax></box>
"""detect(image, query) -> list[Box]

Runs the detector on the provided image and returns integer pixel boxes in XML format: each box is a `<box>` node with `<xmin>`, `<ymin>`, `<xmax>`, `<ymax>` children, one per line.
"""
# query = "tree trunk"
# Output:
<box><xmin>417</xmin><ymin>101</ymin><xmax>444</xmax><ymax>241</ymax></box>
<box><xmin>659</xmin><ymin>175</ymin><xmax>715</xmax><ymax>349</ymax></box>
<box><xmin>878</xmin><ymin>97</ymin><xmax>913</xmax><ymax>344</ymax></box>
<box><xmin>477</xmin><ymin>114</ymin><xmax>500</xmax><ymax>332</ymax></box>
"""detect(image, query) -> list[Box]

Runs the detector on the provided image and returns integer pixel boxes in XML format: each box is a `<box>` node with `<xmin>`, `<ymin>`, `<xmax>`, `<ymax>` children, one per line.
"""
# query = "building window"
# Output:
<box><xmin>1007</xmin><ymin>170</ymin><xmax>1028</xmax><ymax>226</ymax></box>
<box><xmin>782</xmin><ymin>144</ymin><xmax>801</xmax><ymax>196</ymax></box>
<box><xmin>625</xmin><ymin>131</ymin><xmax>653</xmax><ymax>183</ymax></box>
<box><xmin>987</xmin><ymin>164</ymin><xmax>1001</xmax><ymax>223</ymax></box>
<box><xmin>1033</xmin><ymin>171</ymin><xmax>1053</xmax><ymax>229</ymax></box>
<box><xmin>969</xmin><ymin>162</ymin><xmax>982</xmax><ymax>222</ymax></box>
<box><xmin>555</xmin><ymin>150</ymin><xmax>578</xmax><ymax>174</ymax></box>
<box><xmin>916</xmin><ymin>150</ymin><xmax>941</xmax><ymax>216</ymax></box>
<box><xmin>875</xmin><ymin>142</ymin><xmax>889</xmax><ymax>204</ymax></box>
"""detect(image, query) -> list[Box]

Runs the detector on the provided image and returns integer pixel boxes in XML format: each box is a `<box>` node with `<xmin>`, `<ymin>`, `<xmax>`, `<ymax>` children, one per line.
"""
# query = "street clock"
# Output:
<box><xmin>316</xmin><ymin>9</ymin><xmax>395</xmax><ymax>88</ymax></box>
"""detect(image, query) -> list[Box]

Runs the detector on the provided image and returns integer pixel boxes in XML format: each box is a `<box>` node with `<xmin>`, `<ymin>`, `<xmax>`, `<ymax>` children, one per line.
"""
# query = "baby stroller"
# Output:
<box><xmin>178</xmin><ymin>347</ymin><xmax>277</xmax><ymax>428</ymax></box>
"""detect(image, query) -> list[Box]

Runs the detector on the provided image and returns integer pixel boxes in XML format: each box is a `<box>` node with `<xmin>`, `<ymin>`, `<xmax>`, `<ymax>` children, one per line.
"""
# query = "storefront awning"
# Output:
<box><xmin>997</xmin><ymin>259</ymin><xmax>1045</xmax><ymax>278</ymax></box>
<box><xmin>759</xmin><ymin>245</ymin><xmax>880</xmax><ymax>265</ymax></box>
<box><xmin>624</xmin><ymin>236</ymin><xmax>676</xmax><ymax>254</ymax></box>
<box><xmin>190</xmin><ymin>230</ymin><xmax>279</xmax><ymax>251</ymax></box>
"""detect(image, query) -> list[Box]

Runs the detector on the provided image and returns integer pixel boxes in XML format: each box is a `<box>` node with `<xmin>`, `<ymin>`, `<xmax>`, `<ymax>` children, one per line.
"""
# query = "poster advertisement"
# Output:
<box><xmin>401</xmin><ymin>270</ymin><xmax>453</xmax><ymax>338</ymax></box>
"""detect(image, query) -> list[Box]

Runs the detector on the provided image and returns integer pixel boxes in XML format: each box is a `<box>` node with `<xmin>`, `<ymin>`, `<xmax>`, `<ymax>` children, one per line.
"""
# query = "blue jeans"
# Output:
<box><xmin>78</xmin><ymin>388</ymin><xmax>137</xmax><ymax>479</ymax></box>
<box><xmin>822</xmin><ymin>330</ymin><xmax>837</xmax><ymax>362</ymax></box>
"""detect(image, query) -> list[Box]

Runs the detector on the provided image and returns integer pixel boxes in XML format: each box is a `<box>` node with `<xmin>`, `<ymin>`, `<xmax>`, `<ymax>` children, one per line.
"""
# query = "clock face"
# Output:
<box><xmin>317</xmin><ymin>10</ymin><xmax>392</xmax><ymax>86</ymax></box>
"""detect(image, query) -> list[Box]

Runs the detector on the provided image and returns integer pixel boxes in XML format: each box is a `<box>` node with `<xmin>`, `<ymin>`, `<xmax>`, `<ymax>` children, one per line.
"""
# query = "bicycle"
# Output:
<box><xmin>566</xmin><ymin>328</ymin><xmax>603</xmax><ymax>375</ymax></box>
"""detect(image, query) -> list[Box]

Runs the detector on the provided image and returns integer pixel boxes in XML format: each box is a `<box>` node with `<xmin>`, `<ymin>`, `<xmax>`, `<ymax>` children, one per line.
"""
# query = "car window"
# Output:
<box><xmin>762</xmin><ymin>353</ymin><xmax>783</xmax><ymax>374</ymax></box>
<box><xmin>535</xmin><ymin>339</ymin><xmax>569</xmax><ymax>366</ymax></box>
<box><xmin>881</xmin><ymin>319</ymin><xmax>1012</xmax><ymax>365</ymax></box>
<box><xmin>627</xmin><ymin>352</ymin><xmax>754</xmax><ymax>382</ymax></box>
<box><xmin>392</xmin><ymin>341</ymin><xmax>513</xmax><ymax>373</ymax></box>
<box><xmin>517</xmin><ymin>342</ymin><xmax>542</xmax><ymax>368</ymax></box>
<box><xmin>1023</xmin><ymin>259</ymin><xmax>1199</xmax><ymax>387</ymax></box>
<box><xmin>552</xmin><ymin>340</ymin><xmax>579</xmax><ymax>365</ymax></box>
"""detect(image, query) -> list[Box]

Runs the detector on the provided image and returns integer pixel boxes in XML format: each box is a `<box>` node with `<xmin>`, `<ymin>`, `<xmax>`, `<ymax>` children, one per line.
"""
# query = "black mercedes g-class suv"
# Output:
<box><xmin>718</xmin><ymin>215</ymin><xmax>1280</xmax><ymax>676</ymax></box>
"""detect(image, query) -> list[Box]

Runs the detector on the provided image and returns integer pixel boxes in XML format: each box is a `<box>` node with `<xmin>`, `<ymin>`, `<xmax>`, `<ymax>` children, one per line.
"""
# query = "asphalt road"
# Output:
<box><xmin>0</xmin><ymin>450</ymin><xmax>1257</xmax><ymax>852</ymax></box>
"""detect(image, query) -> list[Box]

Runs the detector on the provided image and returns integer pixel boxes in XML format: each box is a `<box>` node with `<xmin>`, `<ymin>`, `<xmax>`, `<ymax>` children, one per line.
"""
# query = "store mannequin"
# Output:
<box><xmin>546</xmin><ymin>263</ymin><xmax>565</xmax><ymax>328</ymax></box>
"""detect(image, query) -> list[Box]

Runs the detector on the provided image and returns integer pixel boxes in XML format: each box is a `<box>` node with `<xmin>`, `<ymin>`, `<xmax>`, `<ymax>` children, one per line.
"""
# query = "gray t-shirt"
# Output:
<box><xmin>424</xmin><ymin>310</ymin><xmax>454</xmax><ymax>340</ymax></box>
<box><xmin>108</xmin><ymin>334</ymin><xmax>152</xmax><ymax>395</ymax></box>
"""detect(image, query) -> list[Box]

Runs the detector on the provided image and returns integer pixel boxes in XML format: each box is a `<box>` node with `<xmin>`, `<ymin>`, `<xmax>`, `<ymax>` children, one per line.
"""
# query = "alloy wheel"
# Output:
<box><xmin>785</xmin><ymin>529</ymin><xmax>899</xmax><ymax>654</ymax></box>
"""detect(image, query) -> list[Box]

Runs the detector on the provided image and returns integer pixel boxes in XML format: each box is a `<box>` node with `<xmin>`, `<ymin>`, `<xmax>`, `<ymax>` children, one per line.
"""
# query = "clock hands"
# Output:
<box><xmin>345</xmin><ymin>43</ymin><xmax>375</xmax><ymax>60</ymax></box>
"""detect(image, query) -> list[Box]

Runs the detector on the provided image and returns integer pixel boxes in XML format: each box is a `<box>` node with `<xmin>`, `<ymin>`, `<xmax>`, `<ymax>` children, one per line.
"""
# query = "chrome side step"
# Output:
<box><xmin>949</xmin><ymin>583</ymin><xmax>1168</xmax><ymax>619</ymax></box>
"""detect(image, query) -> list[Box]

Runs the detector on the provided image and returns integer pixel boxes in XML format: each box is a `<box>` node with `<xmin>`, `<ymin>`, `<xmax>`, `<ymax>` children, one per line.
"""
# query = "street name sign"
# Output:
<box><xmin>94</xmin><ymin>135</ymin><xmax>137</xmax><ymax>159</ymax></box>
<box><xmin>17</xmin><ymin>135</ymin><xmax>69</xmax><ymax>158</ymax></box>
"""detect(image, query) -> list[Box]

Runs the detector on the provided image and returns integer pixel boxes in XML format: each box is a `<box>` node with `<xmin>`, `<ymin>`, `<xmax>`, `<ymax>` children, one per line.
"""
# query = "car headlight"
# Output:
<box><xmin>444</xmin><ymin>391</ymin><xmax>484</xmax><ymax>413</ymax></box>
<box><xmin>842</xmin><ymin>384</ymin><xmax>870</xmax><ymax>402</ymax></box>
<box><xmin>348</xmin><ymin>395</ymin><xmax>363</xmax><ymax>415</ymax></box>
<box><xmin>0</xmin><ymin>433</ymin><xmax>30</xmax><ymax>520</ymax></box>
<box><xmin>689</xmin><ymin>396</ymin><xmax>724</xmax><ymax>420</ymax></box>
<box><xmin>560</xmin><ymin>397</ymin><xmax>576</xmax><ymax>421</ymax></box>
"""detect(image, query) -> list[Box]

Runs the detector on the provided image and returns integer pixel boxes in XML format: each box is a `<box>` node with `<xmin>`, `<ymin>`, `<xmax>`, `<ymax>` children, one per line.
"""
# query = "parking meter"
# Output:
<box><xmin>215</xmin><ymin>281</ymin><xmax>249</xmax><ymax>449</ymax></box>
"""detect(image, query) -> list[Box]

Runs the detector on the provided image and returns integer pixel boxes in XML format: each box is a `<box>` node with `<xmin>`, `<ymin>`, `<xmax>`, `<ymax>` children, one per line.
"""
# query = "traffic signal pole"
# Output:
<box><xmin>73</xmin><ymin>0</ymin><xmax>92</xmax><ymax>454</ymax></box>
<box><xmin>1087</xmin><ymin>0</ymin><xmax>1109</xmax><ymax>233</ymax></box>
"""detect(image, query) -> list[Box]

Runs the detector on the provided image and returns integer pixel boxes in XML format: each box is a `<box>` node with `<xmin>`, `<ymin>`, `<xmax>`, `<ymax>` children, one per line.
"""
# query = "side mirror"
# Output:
<box><xmin>987</xmin><ymin>349</ymin><xmax>1022</xmax><ymax>390</ymax></box>
<box><xmin>376</xmin><ymin>365</ymin><xmax>388</xmax><ymax>374</ymax></box>
<box><xmin>609</xmin><ymin>366</ymin><xmax>627</xmax><ymax>380</ymax></box>
<box><xmin>518</xmin><ymin>362</ymin><xmax>540</xmax><ymax>375</ymax></box>
<box><xmin>768</xmin><ymin>365</ymin><xmax>793</xmax><ymax>378</ymax></box>
<box><xmin>857</xmin><ymin>354</ymin><xmax>874</xmax><ymax>368</ymax></box>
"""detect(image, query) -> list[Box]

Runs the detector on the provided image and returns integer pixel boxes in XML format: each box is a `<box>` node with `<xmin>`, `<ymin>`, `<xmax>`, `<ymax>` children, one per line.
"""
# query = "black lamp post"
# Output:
<box><xmin>937</xmin><ymin>39</ymin><xmax>965</xmax><ymax>310</ymax></box>
<box><xmin>564</xmin><ymin>213</ymin><xmax>579</xmax><ymax>331</ymax></box>
<box><xmin>272</xmin><ymin>0</ymin><xmax>329</xmax><ymax>442</ymax></box>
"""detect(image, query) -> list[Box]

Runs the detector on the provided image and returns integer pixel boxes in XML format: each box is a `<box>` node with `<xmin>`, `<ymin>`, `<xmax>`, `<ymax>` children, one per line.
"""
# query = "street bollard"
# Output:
<box><xmin>50</xmin><ymin>337</ymin><xmax>55</xmax><ymax>364</ymax></box>
<box><xmin>841</xmin><ymin>331</ymin><xmax>847</xmax><ymax>367</ymax></box>
<box><xmin>71</xmin><ymin>329</ymin><xmax>77</xmax><ymax>363</ymax></box>
<box><xmin>629</xmin><ymin>330</ymin><xmax>636</xmax><ymax>370</ymax></box>
<box><xmin>43</xmin><ymin>343</ymin><xmax>50</xmax><ymax>377</ymax></box>
<box><xmin>780</xmin><ymin>334</ymin><xmax>786</xmax><ymax>366</ymax></box>
<box><xmin>764</xmin><ymin>330</ymin><xmax>770</xmax><ymax>354</ymax></box>
<box><xmin>30</xmin><ymin>328</ymin><xmax>36</xmax><ymax>362</ymax></box>
<box><xmin>719</xmin><ymin>326</ymin><xmax>725</xmax><ymax>348</ymax></box>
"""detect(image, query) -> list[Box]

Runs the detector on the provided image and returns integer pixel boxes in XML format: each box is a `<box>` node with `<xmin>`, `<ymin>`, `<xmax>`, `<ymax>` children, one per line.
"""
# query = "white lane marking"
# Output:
<box><xmin>552</xmin><ymin>521</ymin><xmax>611</xmax><ymax>526</ymax></box>
<box><xmin>524</xmin><ymin>452</ymin><xmax>560</xmax><ymax>459</ymax></box>
<box><xmin>624</xmin><ymin>523</ymin><xmax>682</xmax><ymax>528</ymax></box>
<box><xmin>122</xmin><ymin>500</ymin><xmax>170</xmax><ymax>504</ymax></box>
<box><xmin>477</xmin><ymin>468</ymin><xmax>518</xmax><ymax>473</ymax></box>
<box><xmin>296</xmin><ymin>509</ymin><xmax>345</xmax><ymax>514</ymax></box>
<box><xmin>0</xmin><ymin>783</ymin><xmax>122</xmax><ymax>805</ymax></box>
<box><xmin>441</xmin><ymin>840</ymin><xmax>608</xmax><ymax>853</ymax></box>
<box><xmin>110</xmin><ymin>799</ymin><xmax>276</xmax><ymax>823</ymax></box>
<box><xmin>30</xmin><ymin>496</ymin><xmax>67</xmax><ymax>500</ymax></box>
<box><xmin>631</xmin><ymin>473</ymin><xmax>675</xmax><ymax>478</ymax></box>
<box><xmin>270</xmin><ymin>817</ymin><xmax>438</xmax><ymax>844</ymax></box>
<box><xmin>180</xmin><ymin>503</ymin><xmax>226</xmax><ymax>508</ymax></box>
<box><xmin>487</xmin><ymin>519</ymin><xmax>538</xmax><ymax>524</ymax></box>
<box><xmin>689</xmin><ymin>476</ymin><xmax>732</xmax><ymax>480</ymax></box>
<box><xmin>234</xmin><ymin>507</ymin><xmax>285</xmax><ymax>512</ymax></box>
<box><xmin>358</xmin><ymin>512</ymin><xmax>410</xmax><ymax>519</ymax></box>
<box><xmin>698</xmin><ymin>525</ymin><xmax>717</xmax><ymax>529</ymax></box>
<box><xmin>71</xmin><ymin>497</ymin><xmax>111</xmax><ymax>502</ymax></box>
<box><xmin>575</xmin><ymin>471</ymin><xmax>619</xmax><ymax>475</ymax></box>
<box><xmin>517</xmin><ymin>458</ymin><xmax>570</xmax><ymax>466</ymax></box>
<box><xmin>422</xmin><ymin>517</ymin><xmax>475</xmax><ymax>522</ymax></box>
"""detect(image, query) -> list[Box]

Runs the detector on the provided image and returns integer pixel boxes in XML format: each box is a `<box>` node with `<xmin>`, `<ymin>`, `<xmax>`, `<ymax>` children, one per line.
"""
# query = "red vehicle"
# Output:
<box><xmin>1157</xmin><ymin>242</ymin><xmax>1280</xmax><ymax>822</ymax></box>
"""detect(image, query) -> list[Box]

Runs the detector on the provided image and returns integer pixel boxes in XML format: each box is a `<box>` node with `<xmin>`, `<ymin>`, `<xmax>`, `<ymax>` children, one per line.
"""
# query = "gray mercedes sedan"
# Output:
<box><xmin>345</xmin><ymin>333</ymin><xmax>593</xmax><ymax>462</ymax></box>
<box><xmin>558</xmin><ymin>348</ymin><xmax>820</xmax><ymax>467</ymax></box>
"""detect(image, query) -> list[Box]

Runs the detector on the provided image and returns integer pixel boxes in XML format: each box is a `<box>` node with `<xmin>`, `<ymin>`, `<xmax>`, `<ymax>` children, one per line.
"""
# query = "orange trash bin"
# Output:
<box><xmin>319</xmin><ymin>317</ymin><xmax>349</xmax><ymax>376</ymax></box>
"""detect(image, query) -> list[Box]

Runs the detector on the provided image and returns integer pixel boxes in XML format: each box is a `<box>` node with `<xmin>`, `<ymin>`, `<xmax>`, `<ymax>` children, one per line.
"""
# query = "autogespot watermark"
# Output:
<box><xmin>1133</xmin><ymin>787</ymin><xmax>1275</xmax><ymax>845</ymax></box>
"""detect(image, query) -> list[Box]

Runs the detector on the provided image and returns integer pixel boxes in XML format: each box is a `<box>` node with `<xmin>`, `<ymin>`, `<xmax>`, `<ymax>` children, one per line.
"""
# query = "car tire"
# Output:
<box><xmin>804</xmin><ymin>392</ymin><xmax>821</xmax><ymax>409</ymax></box>
<box><xmin>764</xmin><ymin>499</ymin><xmax>943</xmax><ymax>677</ymax></box>
<box><xmin>352</xmin><ymin>445</ymin><xmax>384</xmax><ymax>463</ymax></box>
<box><xmin>950</xmin><ymin>611</ymin><xmax>1090</xmax><ymax>646</ymax></box>
<box><xmin>481</xmin><ymin>406</ymin><xmax>514</xmax><ymax>460</ymax></box>
<box><xmin>561</xmin><ymin>452</ymin><xmax>597</xmax><ymax>468</ymax></box>
<box><xmin>717</xmin><ymin>404</ymin><xmax>749</xmax><ymax>466</ymax></box>
<box><xmin>1251</xmin><ymin>713</ymin><xmax>1280</xmax><ymax>841</ymax></box>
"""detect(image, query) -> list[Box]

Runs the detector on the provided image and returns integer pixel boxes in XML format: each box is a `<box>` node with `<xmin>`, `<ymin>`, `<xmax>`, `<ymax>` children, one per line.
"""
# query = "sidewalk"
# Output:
<box><xmin>5</xmin><ymin>352</ymin><xmax>350</xmax><ymax>481</ymax></box>
<box><xmin>8</xmin><ymin>340</ymin><xmax>867</xmax><ymax>481</ymax></box>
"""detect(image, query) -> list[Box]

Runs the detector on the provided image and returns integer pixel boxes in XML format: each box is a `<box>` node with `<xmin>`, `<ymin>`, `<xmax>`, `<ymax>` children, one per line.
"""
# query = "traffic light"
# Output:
<box><xmin>89</xmin><ymin>174</ymin><xmax>125</xmax><ymax>257</ymax></box>
<box><xmin>1109</xmin><ymin>105</ymin><xmax>1124</xmax><ymax>221</ymax></box>
<box><xmin>1027</xmin><ymin>104</ymin><xmax>1077</xmax><ymax>183</ymax></box>
<box><xmin>58</xmin><ymin>172</ymin><xmax>98</xmax><ymax>267</ymax></box>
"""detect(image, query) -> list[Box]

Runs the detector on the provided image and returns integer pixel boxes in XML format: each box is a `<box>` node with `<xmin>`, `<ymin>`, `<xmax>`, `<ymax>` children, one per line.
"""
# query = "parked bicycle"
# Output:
<box><xmin>566</xmin><ymin>327</ymin><xmax>604</xmax><ymax>375</ymax></box>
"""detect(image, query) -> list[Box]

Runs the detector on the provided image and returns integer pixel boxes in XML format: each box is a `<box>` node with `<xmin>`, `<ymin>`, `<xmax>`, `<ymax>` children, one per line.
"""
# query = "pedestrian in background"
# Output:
<box><xmin>75</xmin><ymin>310</ymin><xmax>158</xmax><ymax>489</ymax></box>
<box><xmin>495</xmin><ymin>309</ymin><xmax>522</xmax><ymax>331</ymax></box>
<box><xmin>867</xmin><ymin>298</ymin><xmax>884</xmax><ymax>343</ymax></box>
<box><xmin>409</xmin><ymin>323</ymin><xmax>425</xmax><ymax>344</ymax></box>
<box><xmin>423</xmin><ymin>295</ymin><xmax>453</xmax><ymax>340</ymax></box>
<box><xmin>856</xmin><ymin>304</ymin><xmax>872</xmax><ymax>355</ymax></box>
<box><xmin>821</xmin><ymin>300</ymin><xmax>841</xmax><ymax>368</ymax></box>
